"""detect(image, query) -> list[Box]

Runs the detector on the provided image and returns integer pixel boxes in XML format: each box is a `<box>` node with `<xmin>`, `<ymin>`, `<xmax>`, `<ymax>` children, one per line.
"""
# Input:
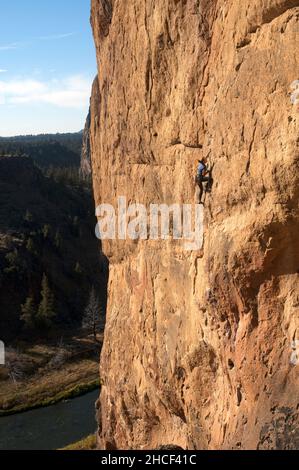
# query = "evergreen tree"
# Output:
<box><xmin>42</xmin><ymin>224</ymin><xmax>51</xmax><ymax>240</ymax></box>
<box><xmin>4</xmin><ymin>249</ymin><xmax>23</xmax><ymax>275</ymax></box>
<box><xmin>21</xmin><ymin>296</ymin><xmax>36</xmax><ymax>329</ymax></box>
<box><xmin>24</xmin><ymin>210</ymin><xmax>33</xmax><ymax>223</ymax></box>
<box><xmin>37</xmin><ymin>275</ymin><xmax>56</xmax><ymax>328</ymax></box>
<box><xmin>26</xmin><ymin>237</ymin><xmax>35</xmax><ymax>253</ymax></box>
<box><xmin>74</xmin><ymin>262</ymin><xmax>82</xmax><ymax>275</ymax></box>
<box><xmin>54</xmin><ymin>230</ymin><xmax>62</xmax><ymax>250</ymax></box>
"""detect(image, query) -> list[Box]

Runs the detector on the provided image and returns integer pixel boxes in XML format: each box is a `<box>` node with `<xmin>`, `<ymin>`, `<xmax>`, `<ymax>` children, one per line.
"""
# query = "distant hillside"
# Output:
<box><xmin>0</xmin><ymin>132</ymin><xmax>83</xmax><ymax>169</ymax></box>
<box><xmin>0</xmin><ymin>155</ymin><xmax>107</xmax><ymax>341</ymax></box>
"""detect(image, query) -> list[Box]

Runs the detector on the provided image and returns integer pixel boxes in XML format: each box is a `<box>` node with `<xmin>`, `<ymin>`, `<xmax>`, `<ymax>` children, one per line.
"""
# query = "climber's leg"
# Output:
<box><xmin>206</xmin><ymin>173</ymin><xmax>213</xmax><ymax>193</ymax></box>
<box><xmin>197</xmin><ymin>174</ymin><xmax>211</xmax><ymax>203</ymax></box>
<box><xmin>198</xmin><ymin>178</ymin><xmax>207</xmax><ymax>202</ymax></box>
<box><xmin>198</xmin><ymin>180</ymin><xmax>204</xmax><ymax>203</ymax></box>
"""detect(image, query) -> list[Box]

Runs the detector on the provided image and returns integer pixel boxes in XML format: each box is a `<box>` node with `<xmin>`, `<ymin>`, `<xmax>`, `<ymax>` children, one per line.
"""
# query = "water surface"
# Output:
<box><xmin>0</xmin><ymin>389</ymin><xmax>98</xmax><ymax>450</ymax></box>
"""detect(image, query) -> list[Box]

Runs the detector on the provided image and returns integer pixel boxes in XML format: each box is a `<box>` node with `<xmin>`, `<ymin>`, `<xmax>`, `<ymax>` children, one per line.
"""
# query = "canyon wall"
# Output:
<box><xmin>90</xmin><ymin>0</ymin><xmax>299</xmax><ymax>449</ymax></box>
<box><xmin>80</xmin><ymin>107</ymin><xmax>92</xmax><ymax>179</ymax></box>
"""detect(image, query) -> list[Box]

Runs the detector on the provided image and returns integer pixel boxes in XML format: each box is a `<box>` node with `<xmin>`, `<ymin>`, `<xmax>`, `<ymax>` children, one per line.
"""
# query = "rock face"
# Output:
<box><xmin>90</xmin><ymin>0</ymin><xmax>299</xmax><ymax>449</ymax></box>
<box><xmin>80</xmin><ymin>107</ymin><xmax>92</xmax><ymax>179</ymax></box>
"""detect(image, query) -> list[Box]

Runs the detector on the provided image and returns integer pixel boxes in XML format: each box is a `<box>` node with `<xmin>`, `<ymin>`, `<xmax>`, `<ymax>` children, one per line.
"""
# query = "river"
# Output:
<box><xmin>0</xmin><ymin>389</ymin><xmax>98</xmax><ymax>450</ymax></box>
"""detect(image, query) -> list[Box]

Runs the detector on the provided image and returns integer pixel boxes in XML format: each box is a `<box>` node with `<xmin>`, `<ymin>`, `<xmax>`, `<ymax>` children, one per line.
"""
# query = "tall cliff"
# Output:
<box><xmin>80</xmin><ymin>107</ymin><xmax>92</xmax><ymax>179</ymax></box>
<box><xmin>90</xmin><ymin>0</ymin><xmax>299</xmax><ymax>450</ymax></box>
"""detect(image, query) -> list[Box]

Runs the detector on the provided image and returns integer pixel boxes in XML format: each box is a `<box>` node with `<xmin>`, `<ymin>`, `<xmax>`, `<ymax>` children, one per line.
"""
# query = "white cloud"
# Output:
<box><xmin>39</xmin><ymin>32</ymin><xmax>76</xmax><ymax>41</ymax></box>
<box><xmin>0</xmin><ymin>75</ymin><xmax>92</xmax><ymax>109</ymax></box>
<box><xmin>0</xmin><ymin>33</ymin><xmax>76</xmax><ymax>52</ymax></box>
<box><xmin>0</xmin><ymin>69</ymin><xmax>7</xmax><ymax>73</ymax></box>
<box><xmin>0</xmin><ymin>42</ymin><xmax>22</xmax><ymax>51</ymax></box>
<box><xmin>0</xmin><ymin>79</ymin><xmax>46</xmax><ymax>95</ymax></box>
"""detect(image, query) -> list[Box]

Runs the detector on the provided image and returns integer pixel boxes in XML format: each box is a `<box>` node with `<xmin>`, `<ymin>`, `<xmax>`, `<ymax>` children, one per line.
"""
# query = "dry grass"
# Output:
<box><xmin>61</xmin><ymin>434</ymin><xmax>97</xmax><ymax>450</ymax></box>
<box><xmin>0</xmin><ymin>335</ymin><xmax>101</xmax><ymax>415</ymax></box>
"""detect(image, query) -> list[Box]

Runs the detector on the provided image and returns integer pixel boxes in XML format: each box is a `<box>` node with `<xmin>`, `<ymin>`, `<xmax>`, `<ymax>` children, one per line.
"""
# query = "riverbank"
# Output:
<box><xmin>0</xmin><ymin>333</ymin><xmax>102</xmax><ymax>416</ymax></box>
<box><xmin>0</xmin><ymin>389</ymin><xmax>99</xmax><ymax>450</ymax></box>
<box><xmin>61</xmin><ymin>434</ymin><xmax>97</xmax><ymax>450</ymax></box>
<box><xmin>0</xmin><ymin>372</ymin><xmax>99</xmax><ymax>417</ymax></box>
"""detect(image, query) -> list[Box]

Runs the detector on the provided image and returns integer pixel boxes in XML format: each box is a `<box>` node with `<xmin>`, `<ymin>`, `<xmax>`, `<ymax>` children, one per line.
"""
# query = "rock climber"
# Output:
<box><xmin>196</xmin><ymin>157</ymin><xmax>211</xmax><ymax>204</ymax></box>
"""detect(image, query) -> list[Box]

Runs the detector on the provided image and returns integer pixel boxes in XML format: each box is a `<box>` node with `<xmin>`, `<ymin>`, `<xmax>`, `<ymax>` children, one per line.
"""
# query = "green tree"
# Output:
<box><xmin>24</xmin><ymin>210</ymin><xmax>33</xmax><ymax>223</ymax></box>
<box><xmin>42</xmin><ymin>224</ymin><xmax>51</xmax><ymax>240</ymax></box>
<box><xmin>4</xmin><ymin>250</ymin><xmax>24</xmax><ymax>275</ymax></box>
<box><xmin>37</xmin><ymin>275</ymin><xmax>56</xmax><ymax>328</ymax></box>
<box><xmin>20</xmin><ymin>296</ymin><xmax>36</xmax><ymax>329</ymax></box>
<box><xmin>74</xmin><ymin>262</ymin><xmax>82</xmax><ymax>275</ymax></box>
<box><xmin>26</xmin><ymin>237</ymin><xmax>35</xmax><ymax>253</ymax></box>
<box><xmin>54</xmin><ymin>230</ymin><xmax>62</xmax><ymax>250</ymax></box>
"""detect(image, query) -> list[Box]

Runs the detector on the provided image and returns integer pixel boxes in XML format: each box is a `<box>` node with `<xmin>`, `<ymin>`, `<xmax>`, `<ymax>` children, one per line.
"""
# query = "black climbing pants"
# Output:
<box><xmin>197</xmin><ymin>175</ymin><xmax>210</xmax><ymax>202</ymax></box>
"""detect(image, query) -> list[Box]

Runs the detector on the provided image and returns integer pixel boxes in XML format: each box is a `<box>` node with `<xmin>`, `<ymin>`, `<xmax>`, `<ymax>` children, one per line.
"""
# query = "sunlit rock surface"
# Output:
<box><xmin>90</xmin><ymin>0</ymin><xmax>299</xmax><ymax>449</ymax></box>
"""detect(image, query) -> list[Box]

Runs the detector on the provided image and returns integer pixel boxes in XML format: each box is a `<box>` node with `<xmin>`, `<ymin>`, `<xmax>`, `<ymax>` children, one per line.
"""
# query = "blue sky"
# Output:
<box><xmin>0</xmin><ymin>0</ymin><xmax>96</xmax><ymax>136</ymax></box>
